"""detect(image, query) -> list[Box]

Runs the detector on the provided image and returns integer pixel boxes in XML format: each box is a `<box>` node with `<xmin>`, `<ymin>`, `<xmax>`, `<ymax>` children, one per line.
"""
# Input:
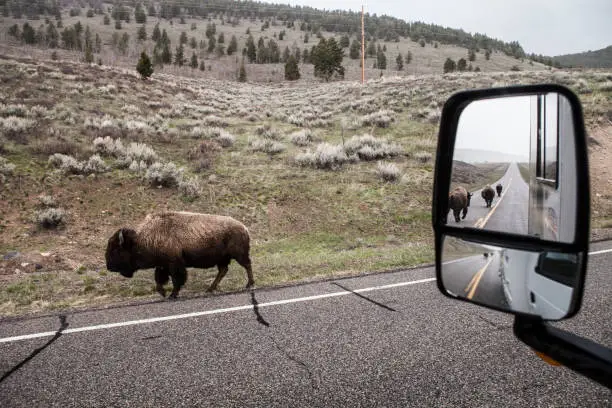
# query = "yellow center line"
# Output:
<box><xmin>473</xmin><ymin>177</ymin><xmax>513</xmax><ymax>229</ymax></box>
<box><xmin>466</xmin><ymin>257</ymin><xmax>494</xmax><ymax>300</ymax></box>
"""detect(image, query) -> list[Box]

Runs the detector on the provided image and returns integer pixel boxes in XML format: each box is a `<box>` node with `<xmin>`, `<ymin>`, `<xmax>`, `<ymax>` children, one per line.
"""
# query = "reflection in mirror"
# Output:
<box><xmin>441</xmin><ymin>236</ymin><xmax>582</xmax><ymax>320</ymax></box>
<box><xmin>447</xmin><ymin>93</ymin><xmax>577</xmax><ymax>244</ymax></box>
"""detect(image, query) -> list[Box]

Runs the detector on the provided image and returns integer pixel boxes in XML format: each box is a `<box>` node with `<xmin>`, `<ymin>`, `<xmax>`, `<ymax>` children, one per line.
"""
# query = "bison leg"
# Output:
<box><xmin>208</xmin><ymin>261</ymin><xmax>229</xmax><ymax>292</ymax></box>
<box><xmin>237</xmin><ymin>256</ymin><xmax>255</xmax><ymax>289</ymax></box>
<box><xmin>462</xmin><ymin>207</ymin><xmax>468</xmax><ymax>219</ymax></box>
<box><xmin>154</xmin><ymin>266</ymin><xmax>170</xmax><ymax>298</ymax></box>
<box><xmin>168</xmin><ymin>265</ymin><xmax>187</xmax><ymax>300</ymax></box>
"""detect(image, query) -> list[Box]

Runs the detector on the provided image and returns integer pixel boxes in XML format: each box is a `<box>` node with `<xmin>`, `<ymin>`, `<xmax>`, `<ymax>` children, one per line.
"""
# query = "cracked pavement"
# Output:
<box><xmin>0</xmin><ymin>241</ymin><xmax>611</xmax><ymax>407</ymax></box>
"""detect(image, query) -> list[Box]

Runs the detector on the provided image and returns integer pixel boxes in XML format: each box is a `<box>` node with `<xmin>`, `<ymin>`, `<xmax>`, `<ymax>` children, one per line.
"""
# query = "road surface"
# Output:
<box><xmin>442</xmin><ymin>252</ymin><xmax>508</xmax><ymax>310</ymax></box>
<box><xmin>455</xmin><ymin>162</ymin><xmax>529</xmax><ymax>235</ymax></box>
<box><xmin>1</xmin><ymin>241</ymin><xmax>611</xmax><ymax>407</ymax></box>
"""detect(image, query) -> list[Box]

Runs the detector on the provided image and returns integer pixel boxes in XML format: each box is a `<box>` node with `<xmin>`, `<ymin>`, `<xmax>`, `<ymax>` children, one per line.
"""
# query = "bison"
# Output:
<box><xmin>447</xmin><ymin>186</ymin><xmax>473</xmax><ymax>223</ymax></box>
<box><xmin>496</xmin><ymin>183</ymin><xmax>503</xmax><ymax>197</ymax></box>
<box><xmin>481</xmin><ymin>185</ymin><xmax>495</xmax><ymax>208</ymax></box>
<box><xmin>105</xmin><ymin>211</ymin><xmax>254</xmax><ymax>299</ymax></box>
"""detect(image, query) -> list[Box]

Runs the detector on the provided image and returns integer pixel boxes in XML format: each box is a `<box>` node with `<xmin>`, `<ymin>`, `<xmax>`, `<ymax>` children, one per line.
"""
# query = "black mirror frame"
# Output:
<box><xmin>432</xmin><ymin>84</ymin><xmax>590</xmax><ymax>320</ymax></box>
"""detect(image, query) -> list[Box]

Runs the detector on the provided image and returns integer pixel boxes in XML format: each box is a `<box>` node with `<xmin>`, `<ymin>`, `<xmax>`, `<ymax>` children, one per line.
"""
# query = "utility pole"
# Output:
<box><xmin>361</xmin><ymin>5</ymin><xmax>365</xmax><ymax>84</ymax></box>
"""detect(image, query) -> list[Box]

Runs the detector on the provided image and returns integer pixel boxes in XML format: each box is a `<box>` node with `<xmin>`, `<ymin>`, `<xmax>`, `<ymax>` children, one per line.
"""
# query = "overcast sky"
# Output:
<box><xmin>286</xmin><ymin>0</ymin><xmax>612</xmax><ymax>55</ymax></box>
<box><xmin>455</xmin><ymin>96</ymin><xmax>531</xmax><ymax>160</ymax></box>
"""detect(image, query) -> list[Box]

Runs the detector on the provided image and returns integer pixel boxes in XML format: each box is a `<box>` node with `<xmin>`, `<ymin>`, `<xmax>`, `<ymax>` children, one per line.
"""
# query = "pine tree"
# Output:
<box><xmin>284</xmin><ymin>55</ymin><xmax>300</xmax><ymax>80</ymax></box>
<box><xmin>207</xmin><ymin>35</ymin><xmax>216</xmax><ymax>53</ymax></box>
<box><xmin>349</xmin><ymin>39</ymin><xmax>360</xmax><ymax>59</ymax></box>
<box><xmin>282</xmin><ymin>46</ymin><xmax>291</xmax><ymax>63</ymax></box>
<box><xmin>485</xmin><ymin>49</ymin><xmax>491</xmax><ymax>60</ymax></box>
<box><xmin>137</xmin><ymin>25</ymin><xmax>147</xmax><ymax>41</ymax></box>
<box><xmin>180</xmin><ymin>31</ymin><xmax>188</xmax><ymax>45</ymax></box>
<box><xmin>136</xmin><ymin>51</ymin><xmax>154</xmax><ymax>79</ymax></box>
<box><xmin>175</xmin><ymin>44</ymin><xmax>184</xmax><ymax>66</ymax></box>
<box><xmin>227</xmin><ymin>35</ymin><xmax>238</xmax><ymax>55</ymax></box>
<box><xmin>152</xmin><ymin>23</ymin><xmax>161</xmax><ymax>42</ymax></box>
<box><xmin>312</xmin><ymin>38</ymin><xmax>345</xmax><ymax>81</ymax></box>
<box><xmin>190</xmin><ymin>37</ymin><xmax>197</xmax><ymax>49</ymax></box>
<box><xmin>199</xmin><ymin>60</ymin><xmax>205</xmax><ymax>71</ymax></box>
<box><xmin>238</xmin><ymin>58</ymin><xmax>247</xmax><ymax>82</ymax></box>
<box><xmin>340</xmin><ymin>34</ymin><xmax>350</xmax><ymax>48</ymax></box>
<box><xmin>405</xmin><ymin>51</ymin><xmax>412</xmax><ymax>64</ymax></box>
<box><xmin>376</xmin><ymin>49</ymin><xmax>387</xmax><ymax>69</ymax></box>
<box><xmin>443</xmin><ymin>58</ymin><xmax>456</xmax><ymax>73</ymax></box>
<box><xmin>457</xmin><ymin>58</ymin><xmax>467</xmax><ymax>71</ymax></box>
<box><xmin>218</xmin><ymin>32</ymin><xmax>225</xmax><ymax>44</ymax></box>
<box><xmin>396</xmin><ymin>53</ymin><xmax>403</xmax><ymax>70</ymax></box>
<box><xmin>468</xmin><ymin>48</ymin><xmax>476</xmax><ymax>62</ymax></box>
<box><xmin>84</xmin><ymin>42</ymin><xmax>94</xmax><ymax>63</ymax></box>
<box><xmin>246</xmin><ymin>35</ymin><xmax>256</xmax><ymax>63</ymax></box>
<box><xmin>190</xmin><ymin>52</ymin><xmax>198</xmax><ymax>68</ymax></box>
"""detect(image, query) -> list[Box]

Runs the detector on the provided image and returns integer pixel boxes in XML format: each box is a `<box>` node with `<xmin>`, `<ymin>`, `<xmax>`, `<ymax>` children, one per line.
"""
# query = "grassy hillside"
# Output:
<box><xmin>555</xmin><ymin>46</ymin><xmax>612</xmax><ymax>69</ymax></box>
<box><xmin>0</xmin><ymin>54</ymin><xmax>610</xmax><ymax>316</ymax></box>
<box><xmin>0</xmin><ymin>1</ymin><xmax>550</xmax><ymax>82</ymax></box>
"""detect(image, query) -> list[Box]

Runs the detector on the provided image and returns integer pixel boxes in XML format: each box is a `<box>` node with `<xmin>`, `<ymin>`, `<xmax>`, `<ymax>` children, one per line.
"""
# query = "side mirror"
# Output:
<box><xmin>432</xmin><ymin>84</ymin><xmax>590</xmax><ymax>321</ymax></box>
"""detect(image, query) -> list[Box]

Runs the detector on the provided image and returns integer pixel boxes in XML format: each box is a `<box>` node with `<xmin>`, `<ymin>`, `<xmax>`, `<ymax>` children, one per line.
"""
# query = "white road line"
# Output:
<box><xmin>2</xmin><ymin>247</ymin><xmax>611</xmax><ymax>345</ymax></box>
<box><xmin>589</xmin><ymin>248</ymin><xmax>612</xmax><ymax>256</ymax></box>
<box><xmin>0</xmin><ymin>277</ymin><xmax>435</xmax><ymax>344</ymax></box>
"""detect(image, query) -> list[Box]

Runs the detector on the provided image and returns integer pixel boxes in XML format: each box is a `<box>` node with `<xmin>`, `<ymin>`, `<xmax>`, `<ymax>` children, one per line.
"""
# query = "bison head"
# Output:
<box><xmin>105</xmin><ymin>228</ymin><xmax>138</xmax><ymax>278</ymax></box>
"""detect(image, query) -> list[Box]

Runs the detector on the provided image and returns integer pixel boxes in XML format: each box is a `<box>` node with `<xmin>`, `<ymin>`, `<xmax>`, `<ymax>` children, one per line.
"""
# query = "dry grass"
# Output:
<box><xmin>0</xmin><ymin>53</ymin><xmax>610</xmax><ymax>316</ymax></box>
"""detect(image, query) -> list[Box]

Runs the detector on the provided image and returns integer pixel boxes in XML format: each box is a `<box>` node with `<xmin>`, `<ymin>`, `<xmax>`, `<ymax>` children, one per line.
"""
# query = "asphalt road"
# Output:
<box><xmin>457</xmin><ymin>163</ymin><xmax>529</xmax><ymax>235</ymax></box>
<box><xmin>1</xmin><ymin>241</ymin><xmax>611</xmax><ymax>407</ymax></box>
<box><xmin>442</xmin><ymin>252</ymin><xmax>508</xmax><ymax>311</ymax></box>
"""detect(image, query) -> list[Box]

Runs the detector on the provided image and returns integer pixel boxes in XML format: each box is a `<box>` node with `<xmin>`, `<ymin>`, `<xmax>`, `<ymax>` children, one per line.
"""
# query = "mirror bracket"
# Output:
<box><xmin>514</xmin><ymin>315</ymin><xmax>612</xmax><ymax>388</ymax></box>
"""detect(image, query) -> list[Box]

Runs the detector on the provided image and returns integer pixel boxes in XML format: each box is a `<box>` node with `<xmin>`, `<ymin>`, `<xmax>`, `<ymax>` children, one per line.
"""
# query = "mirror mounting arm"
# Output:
<box><xmin>514</xmin><ymin>315</ymin><xmax>612</xmax><ymax>389</ymax></box>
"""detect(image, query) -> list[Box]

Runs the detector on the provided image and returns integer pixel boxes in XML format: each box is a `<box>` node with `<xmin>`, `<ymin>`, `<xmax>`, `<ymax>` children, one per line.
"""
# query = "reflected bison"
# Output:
<box><xmin>482</xmin><ymin>185</ymin><xmax>495</xmax><ymax>208</ymax></box>
<box><xmin>105</xmin><ymin>211</ymin><xmax>254</xmax><ymax>299</ymax></box>
<box><xmin>496</xmin><ymin>183</ymin><xmax>503</xmax><ymax>197</ymax></box>
<box><xmin>448</xmin><ymin>186</ymin><xmax>473</xmax><ymax>222</ymax></box>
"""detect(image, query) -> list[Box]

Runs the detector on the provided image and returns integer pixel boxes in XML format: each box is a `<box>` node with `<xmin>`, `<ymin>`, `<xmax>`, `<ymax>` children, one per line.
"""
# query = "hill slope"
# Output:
<box><xmin>554</xmin><ymin>45</ymin><xmax>612</xmax><ymax>68</ymax></box>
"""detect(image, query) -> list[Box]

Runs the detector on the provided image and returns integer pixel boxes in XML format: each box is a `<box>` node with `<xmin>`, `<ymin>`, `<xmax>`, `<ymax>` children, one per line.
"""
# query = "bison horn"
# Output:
<box><xmin>118</xmin><ymin>230</ymin><xmax>124</xmax><ymax>246</ymax></box>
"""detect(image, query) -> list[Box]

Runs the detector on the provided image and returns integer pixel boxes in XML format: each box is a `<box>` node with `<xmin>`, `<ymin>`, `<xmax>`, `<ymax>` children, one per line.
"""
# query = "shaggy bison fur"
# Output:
<box><xmin>481</xmin><ymin>185</ymin><xmax>495</xmax><ymax>208</ymax></box>
<box><xmin>448</xmin><ymin>186</ymin><xmax>473</xmax><ymax>222</ymax></box>
<box><xmin>496</xmin><ymin>183</ymin><xmax>503</xmax><ymax>197</ymax></box>
<box><xmin>105</xmin><ymin>211</ymin><xmax>254</xmax><ymax>299</ymax></box>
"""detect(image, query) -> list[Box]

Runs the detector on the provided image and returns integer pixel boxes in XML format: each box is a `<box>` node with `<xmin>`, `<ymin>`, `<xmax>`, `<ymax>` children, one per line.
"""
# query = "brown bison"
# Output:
<box><xmin>496</xmin><ymin>183</ymin><xmax>503</xmax><ymax>197</ymax></box>
<box><xmin>447</xmin><ymin>186</ymin><xmax>473</xmax><ymax>222</ymax></box>
<box><xmin>481</xmin><ymin>185</ymin><xmax>495</xmax><ymax>208</ymax></box>
<box><xmin>105</xmin><ymin>211</ymin><xmax>254</xmax><ymax>299</ymax></box>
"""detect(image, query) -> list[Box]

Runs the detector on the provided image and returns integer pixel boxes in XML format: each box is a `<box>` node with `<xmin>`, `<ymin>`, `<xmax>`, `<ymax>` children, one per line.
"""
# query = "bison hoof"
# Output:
<box><xmin>206</xmin><ymin>287</ymin><xmax>216</xmax><ymax>293</ymax></box>
<box><xmin>168</xmin><ymin>292</ymin><xmax>179</xmax><ymax>300</ymax></box>
<box><xmin>156</xmin><ymin>286</ymin><xmax>166</xmax><ymax>298</ymax></box>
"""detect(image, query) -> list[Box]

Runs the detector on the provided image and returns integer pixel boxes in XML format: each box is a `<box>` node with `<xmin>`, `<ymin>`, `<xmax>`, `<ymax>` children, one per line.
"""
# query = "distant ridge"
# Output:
<box><xmin>554</xmin><ymin>45</ymin><xmax>612</xmax><ymax>68</ymax></box>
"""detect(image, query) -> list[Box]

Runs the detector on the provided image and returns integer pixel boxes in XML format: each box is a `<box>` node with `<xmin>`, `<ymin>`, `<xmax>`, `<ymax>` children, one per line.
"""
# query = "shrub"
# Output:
<box><xmin>344</xmin><ymin>134</ymin><xmax>401</xmax><ymax>161</ymax></box>
<box><xmin>248</xmin><ymin>137</ymin><xmax>285</xmax><ymax>155</ymax></box>
<box><xmin>216</xmin><ymin>131</ymin><xmax>235</xmax><ymax>147</ymax></box>
<box><xmin>123</xmin><ymin>142</ymin><xmax>158</xmax><ymax>164</ymax></box>
<box><xmin>84</xmin><ymin>154</ymin><xmax>110</xmax><ymax>174</ymax></box>
<box><xmin>128</xmin><ymin>160</ymin><xmax>149</xmax><ymax>172</ymax></box>
<box><xmin>94</xmin><ymin>136</ymin><xmax>125</xmax><ymax>157</ymax></box>
<box><xmin>36</xmin><ymin>207</ymin><xmax>66</xmax><ymax>228</ymax></box>
<box><xmin>0</xmin><ymin>156</ymin><xmax>16</xmax><ymax>183</ymax></box>
<box><xmin>290</xmin><ymin>129</ymin><xmax>314</xmax><ymax>146</ymax></box>
<box><xmin>376</xmin><ymin>162</ymin><xmax>400</xmax><ymax>182</ymax></box>
<box><xmin>361</xmin><ymin>110</ymin><xmax>395</xmax><ymax>128</ymax></box>
<box><xmin>48</xmin><ymin>153</ymin><xmax>84</xmax><ymax>174</ymax></box>
<box><xmin>413</xmin><ymin>151</ymin><xmax>432</xmax><ymax>163</ymax></box>
<box><xmin>144</xmin><ymin>162</ymin><xmax>183</xmax><ymax>187</ymax></box>
<box><xmin>187</xmin><ymin>140</ymin><xmax>221</xmax><ymax>161</ymax></box>
<box><xmin>38</xmin><ymin>195</ymin><xmax>58</xmax><ymax>208</ymax></box>
<box><xmin>255</xmin><ymin>124</ymin><xmax>283</xmax><ymax>140</ymax></box>
<box><xmin>32</xmin><ymin>136</ymin><xmax>80</xmax><ymax>156</ymax></box>
<box><xmin>178</xmin><ymin>176</ymin><xmax>202</xmax><ymax>199</ymax></box>
<box><xmin>295</xmin><ymin>143</ymin><xmax>354</xmax><ymax>170</ymax></box>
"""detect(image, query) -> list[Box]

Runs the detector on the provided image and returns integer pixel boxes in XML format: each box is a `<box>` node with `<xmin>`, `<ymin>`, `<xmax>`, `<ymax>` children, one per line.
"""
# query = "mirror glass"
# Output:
<box><xmin>447</xmin><ymin>93</ymin><xmax>577</xmax><ymax>243</ymax></box>
<box><xmin>442</xmin><ymin>236</ymin><xmax>582</xmax><ymax>320</ymax></box>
